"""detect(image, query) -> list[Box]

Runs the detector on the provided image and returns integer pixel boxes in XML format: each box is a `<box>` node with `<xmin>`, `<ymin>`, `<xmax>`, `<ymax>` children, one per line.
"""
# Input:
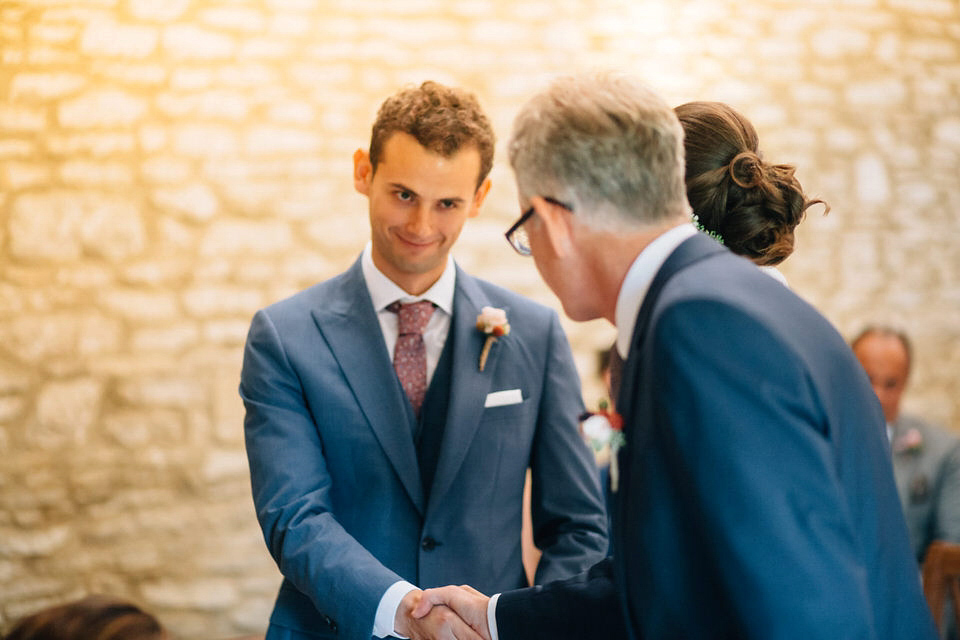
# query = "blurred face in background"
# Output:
<box><xmin>853</xmin><ymin>332</ymin><xmax>910</xmax><ymax>424</ymax></box>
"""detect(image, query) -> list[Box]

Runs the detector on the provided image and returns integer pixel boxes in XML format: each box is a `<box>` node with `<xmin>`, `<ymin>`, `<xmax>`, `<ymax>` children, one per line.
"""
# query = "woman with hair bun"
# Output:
<box><xmin>675</xmin><ymin>101</ymin><xmax>827</xmax><ymax>280</ymax></box>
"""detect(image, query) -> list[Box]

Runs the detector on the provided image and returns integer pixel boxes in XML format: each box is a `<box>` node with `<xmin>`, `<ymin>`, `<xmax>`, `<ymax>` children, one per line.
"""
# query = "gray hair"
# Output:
<box><xmin>508</xmin><ymin>72</ymin><xmax>690</xmax><ymax>230</ymax></box>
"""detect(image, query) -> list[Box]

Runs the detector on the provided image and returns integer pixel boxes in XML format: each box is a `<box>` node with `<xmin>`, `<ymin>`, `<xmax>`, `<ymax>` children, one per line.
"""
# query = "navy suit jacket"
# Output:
<box><xmin>240</xmin><ymin>258</ymin><xmax>607</xmax><ymax>639</ymax></box>
<box><xmin>497</xmin><ymin>234</ymin><xmax>935</xmax><ymax>639</ymax></box>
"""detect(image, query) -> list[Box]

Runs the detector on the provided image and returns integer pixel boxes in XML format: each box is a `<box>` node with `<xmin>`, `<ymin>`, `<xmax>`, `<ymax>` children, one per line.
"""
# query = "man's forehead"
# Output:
<box><xmin>376</xmin><ymin>132</ymin><xmax>482</xmax><ymax>192</ymax></box>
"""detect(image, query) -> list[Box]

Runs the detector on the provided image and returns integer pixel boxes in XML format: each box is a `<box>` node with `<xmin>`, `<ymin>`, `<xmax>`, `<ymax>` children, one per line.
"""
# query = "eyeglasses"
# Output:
<box><xmin>504</xmin><ymin>197</ymin><xmax>572</xmax><ymax>256</ymax></box>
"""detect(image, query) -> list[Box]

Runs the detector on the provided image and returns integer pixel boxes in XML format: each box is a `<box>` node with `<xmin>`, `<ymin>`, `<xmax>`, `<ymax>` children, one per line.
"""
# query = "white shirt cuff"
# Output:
<box><xmin>487</xmin><ymin>592</ymin><xmax>501</xmax><ymax>640</ymax></box>
<box><xmin>373</xmin><ymin>580</ymin><xmax>418</xmax><ymax>638</ymax></box>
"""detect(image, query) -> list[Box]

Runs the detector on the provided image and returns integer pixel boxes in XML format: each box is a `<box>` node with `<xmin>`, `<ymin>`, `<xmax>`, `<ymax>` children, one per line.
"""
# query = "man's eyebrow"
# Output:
<box><xmin>389</xmin><ymin>183</ymin><xmax>465</xmax><ymax>204</ymax></box>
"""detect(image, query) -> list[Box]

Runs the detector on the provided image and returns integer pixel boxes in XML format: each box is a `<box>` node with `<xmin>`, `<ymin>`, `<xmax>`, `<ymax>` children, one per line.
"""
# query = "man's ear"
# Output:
<box><xmin>531</xmin><ymin>196</ymin><xmax>575</xmax><ymax>257</ymax></box>
<box><xmin>353</xmin><ymin>149</ymin><xmax>373</xmax><ymax>195</ymax></box>
<box><xmin>468</xmin><ymin>178</ymin><xmax>492</xmax><ymax>218</ymax></box>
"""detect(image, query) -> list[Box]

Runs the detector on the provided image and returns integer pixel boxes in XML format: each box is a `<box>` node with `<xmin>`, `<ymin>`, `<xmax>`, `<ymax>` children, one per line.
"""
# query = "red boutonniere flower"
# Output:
<box><xmin>893</xmin><ymin>427</ymin><xmax>923</xmax><ymax>454</ymax></box>
<box><xmin>476</xmin><ymin>306</ymin><xmax>509</xmax><ymax>372</ymax></box>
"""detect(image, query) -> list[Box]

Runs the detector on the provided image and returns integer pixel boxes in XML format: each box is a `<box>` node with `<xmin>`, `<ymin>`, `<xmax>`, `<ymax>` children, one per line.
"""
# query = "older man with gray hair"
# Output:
<box><xmin>413</xmin><ymin>72</ymin><xmax>934</xmax><ymax>640</ymax></box>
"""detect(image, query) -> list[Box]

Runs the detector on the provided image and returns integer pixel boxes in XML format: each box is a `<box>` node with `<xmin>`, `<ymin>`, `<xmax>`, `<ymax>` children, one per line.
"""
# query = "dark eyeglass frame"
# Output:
<box><xmin>504</xmin><ymin>197</ymin><xmax>573</xmax><ymax>256</ymax></box>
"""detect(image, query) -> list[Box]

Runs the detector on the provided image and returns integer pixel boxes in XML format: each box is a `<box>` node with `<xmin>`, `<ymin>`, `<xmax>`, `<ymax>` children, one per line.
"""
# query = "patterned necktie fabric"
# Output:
<box><xmin>389</xmin><ymin>300</ymin><xmax>435</xmax><ymax>416</ymax></box>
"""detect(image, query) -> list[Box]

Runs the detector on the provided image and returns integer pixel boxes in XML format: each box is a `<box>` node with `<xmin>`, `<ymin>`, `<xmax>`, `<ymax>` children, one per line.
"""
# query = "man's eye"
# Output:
<box><xmin>396</xmin><ymin>191</ymin><xmax>414</xmax><ymax>202</ymax></box>
<box><xmin>438</xmin><ymin>200</ymin><xmax>457</xmax><ymax>209</ymax></box>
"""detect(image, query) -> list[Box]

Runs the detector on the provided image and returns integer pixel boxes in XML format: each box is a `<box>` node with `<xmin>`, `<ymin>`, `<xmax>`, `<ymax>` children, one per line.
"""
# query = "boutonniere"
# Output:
<box><xmin>580</xmin><ymin>400</ymin><xmax>626</xmax><ymax>492</ymax></box>
<box><xmin>476</xmin><ymin>306</ymin><xmax>510</xmax><ymax>372</ymax></box>
<box><xmin>893</xmin><ymin>427</ymin><xmax>923</xmax><ymax>454</ymax></box>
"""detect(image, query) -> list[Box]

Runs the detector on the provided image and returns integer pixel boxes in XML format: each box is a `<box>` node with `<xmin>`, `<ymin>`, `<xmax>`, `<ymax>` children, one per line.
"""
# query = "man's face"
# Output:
<box><xmin>523</xmin><ymin>200</ymin><xmax>599</xmax><ymax>323</ymax></box>
<box><xmin>853</xmin><ymin>333</ymin><xmax>909</xmax><ymax>423</ymax></box>
<box><xmin>354</xmin><ymin>131</ymin><xmax>489</xmax><ymax>294</ymax></box>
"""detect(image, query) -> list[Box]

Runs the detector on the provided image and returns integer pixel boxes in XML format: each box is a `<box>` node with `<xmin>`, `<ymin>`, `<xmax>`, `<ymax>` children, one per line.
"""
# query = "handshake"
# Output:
<box><xmin>394</xmin><ymin>585</ymin><xmax>493</xmax><ymax>640</ymax></box>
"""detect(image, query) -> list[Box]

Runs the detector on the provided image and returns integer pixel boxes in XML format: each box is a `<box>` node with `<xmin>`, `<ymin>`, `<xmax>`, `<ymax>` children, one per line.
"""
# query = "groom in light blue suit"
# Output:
<box><xmin>239</xmin><ymin>82</ymin><xmax>607</xmax><ymax>640</ymax></box>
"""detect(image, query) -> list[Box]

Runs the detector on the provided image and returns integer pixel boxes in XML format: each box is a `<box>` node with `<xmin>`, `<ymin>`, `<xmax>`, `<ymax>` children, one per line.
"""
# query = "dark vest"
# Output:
<box><xmin>414</xmin><ymin>317</ymin><xmax>455</xmax><ymax>503</ymax></box>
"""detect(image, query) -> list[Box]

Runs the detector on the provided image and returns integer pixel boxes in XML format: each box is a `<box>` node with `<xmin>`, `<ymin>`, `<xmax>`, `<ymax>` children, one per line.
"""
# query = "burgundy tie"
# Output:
<box><xmin>389</xmin><ymin>300</ymin><xmax>435</xmax><ymax>416</ymax></box>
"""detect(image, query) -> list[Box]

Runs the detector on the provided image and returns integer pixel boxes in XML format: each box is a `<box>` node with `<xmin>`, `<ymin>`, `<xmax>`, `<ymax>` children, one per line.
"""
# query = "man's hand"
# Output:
<box><xmin>410</xmin><ymin>585</ymin><xmax>491</xmax><ymax>640</ymax></box>
<box><xmin>395</xmin><ymin>589</ymin><xmax>486</xmax><ymax>640</ymax></box>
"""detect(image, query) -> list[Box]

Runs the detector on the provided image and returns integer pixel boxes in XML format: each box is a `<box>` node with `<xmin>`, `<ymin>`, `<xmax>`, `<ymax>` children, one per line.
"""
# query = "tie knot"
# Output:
<box><xmin>389</xmin><ymin>300</ymin><xmax>435</xmax><ymax>336</ymax></box>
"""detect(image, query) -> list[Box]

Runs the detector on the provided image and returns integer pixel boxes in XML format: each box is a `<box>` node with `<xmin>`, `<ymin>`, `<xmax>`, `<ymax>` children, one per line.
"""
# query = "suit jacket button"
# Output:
<box><xmin>323</xmin><ymin>614</ymin><xmax>336</xmax><ymax>632</ymax></box>
<box><xmin>421</xmin><ymin>536</ymin><xmax>440</xmax><ymax>551</ymax></box>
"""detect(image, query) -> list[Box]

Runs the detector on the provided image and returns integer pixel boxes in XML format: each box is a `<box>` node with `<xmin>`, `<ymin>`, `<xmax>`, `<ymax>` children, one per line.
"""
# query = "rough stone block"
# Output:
<box><xmin>182</xmin><ymin>285</ymin><xmax>263</xmax><ymax>316</ymax></box>
<box><xmin>162</xmin><ymin>25</ymin><xmax>236</xmax><ymax>59</ymax></box>
<box><xmin>117</xmin><ymin>377</ymin><xmax>205</xmax><ymax>409</ymax></box>
<box><xmin>45</xmin><ymin>132</ymin><xmax>136</xmax><ymax>155</ymax></box>
<box><xmin>199</xmin><ymin>7</ymin><xmax>266</xmax><ymax>32</ymax></box>
<box><xmin>245</xmin><ymin>125</ymin><xmax>322</xmax><ymax>154</ymax></box>
<box><xmin>81</xmin><ymin>19</ymin><xmax>158</xmax><ymax>57</ymax></box>
<box><xmin>93</xmin><ymin>62</ymin><xmax>167</xmax><ymax>87</ymax></box>
<box><xmin>846</xmin><ymin>79</ymin><xmax>907</xmax><ymax>107</ymax></box>
<box><xmin>152</xmin><ymin>183</ymin><xmax>219</xmax><ymax>222</ymax></box>
<box><xmin>3</xmin><ymin>163</ymin><xmax>50</xmax><ymax>189</ymax></box>
<box><xmin>102</xmin><ymin>408</ymin><xmax>185</xmax><ymax>447</ymax></box>
<box><xmin>35</xmin><ymin>378</ymin><xmax>103</xmax><ymax>445</ymax></box>
<box><xmin>60</xmin><ymin>160</ymin><xmax>134</xmax><ymax>186</ymax></box>
<box><xmin>129</xmin><ymin>0</ymin><xmax>191</xmax><ymax>22</ymax></box>
<box><xmin>58</xmin><ymin>89</ymin><xmax>147</xmax><ymax>128</ymax></box>
<box><xmin>855</xmin><ymin>153</ymin><xmax>891</xmax><ymax>205</ymax></box>
<box><xmin>0</xmin><ymin>139</ymin><xmax>35</xmax><ymax>158</ymax></box>
<box><xmin>0</xmin><ymin>525</ymin><xmax>70</xmax><ymax>557</ymax></box>
<box><xmin>131</xmin><ymin>323</ymin><xmax>201</xmax><ymax>353</ymax></box>
<box><xmin>173</xmin><ymin>124</ymin><xmax>238</xmax><ymax>157</ymax></box>
<box><xmin>0</xmin><ymin>105</ymin><xmax>45</xmax><ymax>132</ymax></box>
<box><xmin>10</xmin><ymin>72</ymin><xmax>86</xmax><ymax>100</ymax></box>
<box><xmin>200</xmin><ymin>220</ymin><xmax>293</xmax><ymax>255</ymax></box>
<box><xmin>99</xmin><ymin>289</ymin><xmax>180</xmax><ymax>321</ymax></box>
<box><xmin>203</xmin><ymin>450</ymin><xmax>249</xmax><ymax>482</ymax></box>
<box><xmin>141</xmin><ymin>156</ymin><xmax>192</xmax><ymax>184</ymax></box>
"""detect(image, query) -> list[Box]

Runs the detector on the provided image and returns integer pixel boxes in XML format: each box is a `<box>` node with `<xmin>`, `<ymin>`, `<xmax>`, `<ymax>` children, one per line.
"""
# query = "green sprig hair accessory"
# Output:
<box><xmin>692</xmin><ymin>214</ymin><xmax>724</xmax><ymax>245</ymax></box>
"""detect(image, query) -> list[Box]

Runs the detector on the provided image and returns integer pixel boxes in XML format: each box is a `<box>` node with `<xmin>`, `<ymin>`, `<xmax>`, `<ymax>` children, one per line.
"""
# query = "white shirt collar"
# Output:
<box><xmin>360</xmin><ymin>242</ymin><xmax>456</xmax><ymax>315</ymax></box>
<box><xmin>615</xmin><ymin>223</ymin><xmax>698</xmax><ymax>359</ymax></box>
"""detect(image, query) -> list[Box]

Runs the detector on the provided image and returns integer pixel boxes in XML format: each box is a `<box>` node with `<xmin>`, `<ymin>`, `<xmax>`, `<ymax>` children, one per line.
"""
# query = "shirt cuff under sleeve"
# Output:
<box><xmin>487</xmin><ymin>592</ymin><xmax>501</xmax><ymax>640</ymax></box>
<box><xmin>373</xmin><ymin>580</ymin><xmax>418</xmax><ymax>638</ymax></box>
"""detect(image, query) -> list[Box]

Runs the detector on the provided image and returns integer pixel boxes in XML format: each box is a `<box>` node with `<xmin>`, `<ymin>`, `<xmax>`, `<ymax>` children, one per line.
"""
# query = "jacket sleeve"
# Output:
<box><xmin>240</xmin><ymin>309</ymin><xmax>400</xmax><ymax>639</ymax></box>
<box><xmin>496</xmin><ymin>559</ymin><xmax>625</xmax><ymax>639</ymax></box>
<box><xmin>528</xmin><ymin>310</ymin><xmax>609</xmax><ymax>583</ymax></box>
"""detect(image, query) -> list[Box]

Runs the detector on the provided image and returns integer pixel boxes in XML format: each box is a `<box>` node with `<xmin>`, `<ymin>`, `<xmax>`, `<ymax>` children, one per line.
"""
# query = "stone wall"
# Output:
<box><xmin>1</xmin><ymin>0</ymin><xmax>958</xmax><ymax>636</ymax></box>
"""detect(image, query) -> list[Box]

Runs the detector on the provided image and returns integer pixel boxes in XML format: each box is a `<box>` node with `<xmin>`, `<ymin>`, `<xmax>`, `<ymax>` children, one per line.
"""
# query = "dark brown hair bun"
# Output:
<box><xmin>676</xmin><ymin>101</ymin><xmax>828</xmax><ymax>266</ymax></box>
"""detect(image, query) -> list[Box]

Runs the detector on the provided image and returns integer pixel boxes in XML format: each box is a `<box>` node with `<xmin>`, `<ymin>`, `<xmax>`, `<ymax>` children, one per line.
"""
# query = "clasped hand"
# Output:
<box><xmin>394</xmin><ymin>585</ymin><xmax>491</xmax><ymax>640</ymax></box>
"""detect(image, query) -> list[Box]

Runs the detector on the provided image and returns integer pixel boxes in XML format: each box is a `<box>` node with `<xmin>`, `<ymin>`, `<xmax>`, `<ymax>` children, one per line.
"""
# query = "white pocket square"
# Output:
<box><xmin>484</xmin><ymin>388</ymin><xmax>523</xmax><ymax>408</ymax></box>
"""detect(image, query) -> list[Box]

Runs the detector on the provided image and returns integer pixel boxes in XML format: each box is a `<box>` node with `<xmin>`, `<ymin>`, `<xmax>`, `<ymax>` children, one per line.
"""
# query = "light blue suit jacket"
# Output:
<box><xmin>240</xmin><ymin>258</ymin><xmax>607</xmax><ymax>639</ymax></box>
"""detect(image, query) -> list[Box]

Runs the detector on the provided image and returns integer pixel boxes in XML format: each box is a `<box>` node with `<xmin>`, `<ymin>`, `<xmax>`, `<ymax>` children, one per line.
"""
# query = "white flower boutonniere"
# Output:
<box><xmin>476</xmin><ymin>306</ymin><xmax>509</xmax><ymax>372</ymax></box>
<box><xmin>893</xmin><ymin>427</ymin><xmax>923</xmax><ymax>454</ymax></box>
<box><xmin>581</xmin><ymin>400</ymin><xmax>626</xmax><ymax>492</ymax></box>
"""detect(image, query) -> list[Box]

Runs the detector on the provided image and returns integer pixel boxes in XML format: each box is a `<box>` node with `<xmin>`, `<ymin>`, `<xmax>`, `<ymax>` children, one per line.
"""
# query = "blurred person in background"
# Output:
<box><xmin>3</xmin><ymin>595</ymin><xmax>167</xmax><ymax>640</ymax></box>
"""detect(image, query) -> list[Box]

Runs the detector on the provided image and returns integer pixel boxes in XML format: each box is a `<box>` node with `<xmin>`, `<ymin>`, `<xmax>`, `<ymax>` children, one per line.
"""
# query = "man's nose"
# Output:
<box><xmin>406</xmin><ymin>204</ymin><xmax>432</xmax><ymax>236</ymax></box>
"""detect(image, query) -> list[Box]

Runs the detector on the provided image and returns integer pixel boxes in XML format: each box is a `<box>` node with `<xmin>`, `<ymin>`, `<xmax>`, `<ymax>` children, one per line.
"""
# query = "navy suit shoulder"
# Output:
<box><xmin>498</xmin><ymin>238</ymin><xmax>935</xmax><ymax>640</ymax></box>
<box><xmin>612</xmin><ymin>241</ymin><xmax>935</xmax><ymax>639</ymax></box>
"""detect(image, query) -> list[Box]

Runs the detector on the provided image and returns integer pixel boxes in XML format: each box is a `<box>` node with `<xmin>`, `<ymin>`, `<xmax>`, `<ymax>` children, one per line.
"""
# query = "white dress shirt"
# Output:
<box><xmin>486</xmin><ymin>222</ymin><xmax>697</xmax><ymax>640</ymax></box>
<box><xmin>362</xmin><ymin>243</ymin><xmax>457</xmax><ymax>638</ymax></box>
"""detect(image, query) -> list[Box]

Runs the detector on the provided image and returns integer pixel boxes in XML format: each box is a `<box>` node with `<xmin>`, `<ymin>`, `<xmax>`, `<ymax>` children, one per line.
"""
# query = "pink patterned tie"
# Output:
<box><xmin>389</xmin><ymin>300</ymin><xmax>435</xmax><ymax>416</ymax></box>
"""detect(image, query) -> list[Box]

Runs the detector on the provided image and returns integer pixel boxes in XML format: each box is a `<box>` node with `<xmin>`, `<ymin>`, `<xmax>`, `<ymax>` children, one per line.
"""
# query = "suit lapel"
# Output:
<box><xmin>311</xmin><ymin>258</ymin><xmax>426</xmax><ymax>515</ymax></box>
<box><xmin>426</xmin><ymin>267</ymin><xmax>499</xmax><ymax>511</ymax></box>
<box><xmin>613</xmin><ymin>233</ymin><xmax>725</xmax><ymax>615</ymax></box>
<box><xmin>616</xmin><ymin>234</ymin><xmax>726</xmax><ymax>422</ymax></box>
